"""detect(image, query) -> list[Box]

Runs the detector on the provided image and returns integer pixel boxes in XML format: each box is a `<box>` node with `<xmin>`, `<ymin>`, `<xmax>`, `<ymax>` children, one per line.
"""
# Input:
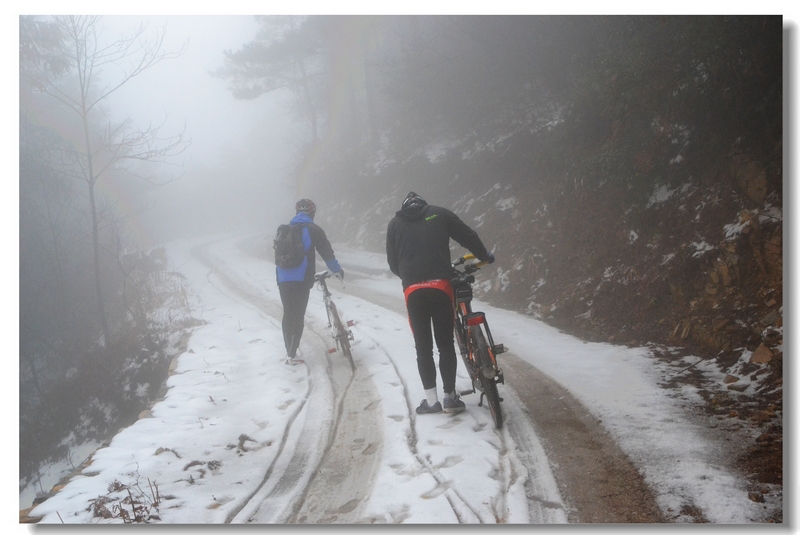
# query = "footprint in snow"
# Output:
<box><xmin>436</xmin><ymin>455</ymin><xmax>463</xmax><ymax>469</ymax></box>
<box><xmin>420</xmin><ymin>483</ymin><xmax>450</xmax><ymax>499</ymax></box>
<box><xmin>436</xmin><ymin>417</ymin><xmax>463</xmax><ymax>430</ymax></box>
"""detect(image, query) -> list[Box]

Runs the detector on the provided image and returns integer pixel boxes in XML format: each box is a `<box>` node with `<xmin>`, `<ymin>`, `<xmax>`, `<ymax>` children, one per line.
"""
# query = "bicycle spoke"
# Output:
<box><xmin>472</xmin><ymin>329</ymin><xmax>503</xmax><ymax>429</ymax></box>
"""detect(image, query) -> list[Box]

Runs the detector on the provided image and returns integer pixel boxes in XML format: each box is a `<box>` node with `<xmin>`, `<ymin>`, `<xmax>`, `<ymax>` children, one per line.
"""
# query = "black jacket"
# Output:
<box><xmin>386</xmin><ymin>203</ymin><xmax>490</xmax><ymax>289</ymax></box>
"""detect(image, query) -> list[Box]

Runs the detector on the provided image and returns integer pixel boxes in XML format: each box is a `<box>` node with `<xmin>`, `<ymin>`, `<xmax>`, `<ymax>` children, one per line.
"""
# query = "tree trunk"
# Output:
<box><xmin>82</xmin><ymin>113</ymin><xmax>110</xmax><ymax>345</ymax></box>
<box><xmin>297</xmin><ymin>59</ymin><xmax>319</xmax><ymax>144</ymax></box>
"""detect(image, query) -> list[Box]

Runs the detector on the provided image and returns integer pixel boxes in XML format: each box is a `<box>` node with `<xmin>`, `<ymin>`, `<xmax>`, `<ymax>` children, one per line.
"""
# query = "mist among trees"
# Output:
<box><xmin>212</xmin><ymin>16</ymin><xmax>780</xmax><ymax>205</ymax></box>
<box><xmin>19</xmin><ymin>15</ymin><xmax>782</xmax><ymax>500</ymax></box>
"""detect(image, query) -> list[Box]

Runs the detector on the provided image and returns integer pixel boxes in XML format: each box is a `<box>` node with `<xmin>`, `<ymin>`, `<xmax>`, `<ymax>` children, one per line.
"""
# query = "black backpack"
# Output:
<box><xmin>273</xmin><ymin>223</ymin><xmax>308</xmax><ymax>268</ymax></box>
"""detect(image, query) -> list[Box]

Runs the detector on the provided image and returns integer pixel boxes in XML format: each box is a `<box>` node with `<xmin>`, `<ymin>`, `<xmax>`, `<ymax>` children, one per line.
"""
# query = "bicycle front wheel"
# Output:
<box><xmin>472</xmin><ymin>329</ymin><xmax>503</xmax><ymax>429</ymax></box>
<box><xmin>329</xmin><ymin>301</ymin><xmax>354</xmax><ymax>369</ymax></box>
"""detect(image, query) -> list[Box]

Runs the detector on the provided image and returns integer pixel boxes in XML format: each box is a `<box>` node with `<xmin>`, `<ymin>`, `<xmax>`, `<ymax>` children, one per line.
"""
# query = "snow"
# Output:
<box><xmin>495</xmin><ymin>196</ymin><xmax>518</xmax><ymax>212</ymax></box>
<box><xmin>20</xmin><ymin>234</ymin><xmax>781</xmax><ymax>527</ymax></box>
<box><xmin>647</xmin><ymin>184</ymin><xmax>678</xmax><ymax>207</ymax></box>
<box><xmin>689</xmin><ymin>240</ymin><xmax>715</xmax><ymax>257</ymax></box>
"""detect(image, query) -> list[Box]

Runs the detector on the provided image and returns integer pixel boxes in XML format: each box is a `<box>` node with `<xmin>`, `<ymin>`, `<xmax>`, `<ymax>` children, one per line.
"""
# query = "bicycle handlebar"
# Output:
<box><xmin>315</xmin><ymin>269</ymin><xmax>345</xmax><ymax>289</ymax></box>
<box><xmin>452</xmin><ymin>253</ymin><xmax>488</xmax><ymax>274</ymax></box>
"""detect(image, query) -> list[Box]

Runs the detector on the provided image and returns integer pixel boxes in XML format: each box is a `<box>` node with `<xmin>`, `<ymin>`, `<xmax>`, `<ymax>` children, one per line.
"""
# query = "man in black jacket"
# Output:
<box><xmin>386</xmin><ymin>192</ymin><xmax>494</xmax><ymax>414</ymax></box>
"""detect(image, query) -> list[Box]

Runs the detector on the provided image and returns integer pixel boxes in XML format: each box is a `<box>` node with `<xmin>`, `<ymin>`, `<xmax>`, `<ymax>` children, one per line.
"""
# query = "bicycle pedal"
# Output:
<box><xmin>327</xmin><ymin>347</ymin><xmax>337</xmax><ymax>353</ymax></box>
<box><xmin>493</xmin><ymin>344</ymin><xmax>507</xmax><ymax>354</ymax></box>
<box><xmin>346</xmin><ymin>320</ymin><xmax>355</xmax><ymax>327</ymax></box>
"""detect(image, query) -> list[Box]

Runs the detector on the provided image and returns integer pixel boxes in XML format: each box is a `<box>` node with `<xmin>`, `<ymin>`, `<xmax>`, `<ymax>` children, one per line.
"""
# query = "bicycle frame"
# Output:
<box><xmin>314</xmin><ymin>270</ymin><xmax>354</xmax><ymax>366</ymax></box>
<box><xmin>451</xmin><ymin>255</ymin><xmax>505</xmax><ymax>419</ymax></box>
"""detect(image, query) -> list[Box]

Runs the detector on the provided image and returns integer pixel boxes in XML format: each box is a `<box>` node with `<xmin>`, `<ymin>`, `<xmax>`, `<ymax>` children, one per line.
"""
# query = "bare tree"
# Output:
<box><xmin>21</xmin><ymin>15</ymin><xmax>190</xmax><ymax>344</ymax></box>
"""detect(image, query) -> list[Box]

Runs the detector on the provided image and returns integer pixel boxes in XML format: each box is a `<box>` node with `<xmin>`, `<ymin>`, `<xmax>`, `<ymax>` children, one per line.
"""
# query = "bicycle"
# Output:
<box><xmin>314</xmin><ymin>270</ymin><xmax>355</xmax><ymax>369</ymax></box>
<box><xmin>451</xmin><ymin>253</ymin><xmax>506</xmax><ymax>429</ymax></box>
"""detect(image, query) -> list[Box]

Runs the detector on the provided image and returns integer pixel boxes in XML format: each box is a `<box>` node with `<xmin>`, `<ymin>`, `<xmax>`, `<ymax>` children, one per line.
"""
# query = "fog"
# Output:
<box><xmin>90</xmin><ymin>15</ymin><xmax>304</xmax><ymax>245</ymax></box>
<box><xmin>18</xmin><ymin>16</ymin><xmax>788</xmax><ymax>514</ymax></box>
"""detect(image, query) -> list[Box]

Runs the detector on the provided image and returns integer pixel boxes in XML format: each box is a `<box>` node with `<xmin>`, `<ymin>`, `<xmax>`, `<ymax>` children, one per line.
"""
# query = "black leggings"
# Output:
<box><xmin>406</xmin><ymin>288</ymin><xmax>457</xmax><ymax>394</ymax></box>
<box><xmin>279</xmin><ymin>281</ymin><xmax>311</xmax><ymax>357</ymax></box>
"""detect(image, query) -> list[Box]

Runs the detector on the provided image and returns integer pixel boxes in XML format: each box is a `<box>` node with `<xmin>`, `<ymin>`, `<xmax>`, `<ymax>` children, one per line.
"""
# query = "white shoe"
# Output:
<box><xmin>285</xmin><ymin>354</ymin><xmax>304</xmax><ymax>365</ymax></box>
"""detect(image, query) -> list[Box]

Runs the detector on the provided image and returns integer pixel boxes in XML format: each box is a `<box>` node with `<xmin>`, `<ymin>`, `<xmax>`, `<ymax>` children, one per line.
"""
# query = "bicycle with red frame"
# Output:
<box><xmin>451</xmin><ymin>253</ymin><xmax>506</xmax><ymax>428</ymax></box>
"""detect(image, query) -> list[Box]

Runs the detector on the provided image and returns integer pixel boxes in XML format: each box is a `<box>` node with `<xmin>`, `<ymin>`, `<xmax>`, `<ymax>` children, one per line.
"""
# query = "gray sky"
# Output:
<box><xmin>91</xmin><ymin>15</ymin><xmax>300</xmax><ymax>245</ymax></box>
<box><xmin>103</xmin><ymin>16</ymin><xmax>265</xmax><ymax>170</ymax></box>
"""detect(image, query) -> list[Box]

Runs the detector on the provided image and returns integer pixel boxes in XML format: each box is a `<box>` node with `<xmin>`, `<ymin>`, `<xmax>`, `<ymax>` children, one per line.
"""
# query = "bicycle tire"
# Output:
<box><xmin>472</xmin><ymin>329</ymin><xmax>503</xmax><ymax>429</ymax></box>
<box><xmin>329</xmin><ymin>301</ymin><xmax>354</xmax><ymax>368</ymax></box>
<box><xmin>454</xmin><ymin>325</ymin><xmax>476</xmax><ymax>390</ymax></box>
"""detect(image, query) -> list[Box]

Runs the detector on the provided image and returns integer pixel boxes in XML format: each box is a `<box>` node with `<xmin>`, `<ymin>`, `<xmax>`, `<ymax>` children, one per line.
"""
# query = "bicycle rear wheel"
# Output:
<box><xmin>329</xmin><ymin>301</ymin><xmax>354</xmax><ymax>368</ymax></box>
<box><xmin>472</xmin><ymin>329</ymin><xmax>503</xmax><ymax>429</ymax></box>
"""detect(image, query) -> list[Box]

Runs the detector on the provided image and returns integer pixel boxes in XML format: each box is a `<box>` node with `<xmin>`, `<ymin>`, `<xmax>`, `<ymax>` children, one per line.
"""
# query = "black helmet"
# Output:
<box><xmin>295</xmin><ymin>198</ymin><xmax>317</xmax><ymax>218</ymax></box>
<box><xmin>401</xmin><ymin>191</ymin><xmax>427</xmax><ymax>210</ymax></box>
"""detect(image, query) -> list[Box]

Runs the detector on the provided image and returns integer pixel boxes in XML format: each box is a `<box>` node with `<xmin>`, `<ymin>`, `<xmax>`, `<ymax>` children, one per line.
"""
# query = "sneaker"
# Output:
<box><xmin>415</xmin><ymin>399</ymin><xmax>443</xmax><ymax>414</ymax></box>
<box><xmin>285</xmin><ymin>355</ymin><xmax>304</xmax><ymax>365</ymax></box>
<box><xmin>443</xmin><ymin>395</ymin><xmax>466</xmax><ymax>413</ymax></box>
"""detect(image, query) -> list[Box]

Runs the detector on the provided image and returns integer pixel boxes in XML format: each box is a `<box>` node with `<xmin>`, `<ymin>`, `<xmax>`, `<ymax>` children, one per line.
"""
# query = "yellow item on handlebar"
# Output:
<box><xmin>462</xmin><ymin>253</ymin><xmax>488</xmax><ymax>268</ymax></box>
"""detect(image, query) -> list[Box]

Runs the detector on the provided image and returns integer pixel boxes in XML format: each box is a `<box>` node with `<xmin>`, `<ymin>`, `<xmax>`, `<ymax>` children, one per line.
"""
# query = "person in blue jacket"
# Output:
<box><xmin>277</xmin><ymin>199</ymin><xmax>344</xmax><ymax>363</ymax></box>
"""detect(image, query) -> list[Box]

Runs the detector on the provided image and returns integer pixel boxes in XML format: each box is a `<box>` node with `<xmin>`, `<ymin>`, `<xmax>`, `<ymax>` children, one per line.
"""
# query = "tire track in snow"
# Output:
<box><xmin>191</xmin><ymin>242</ymin><xmax>331</xmax><ymax>522</ymax></box>
<box><xmin>209</xmin><ymin>238</ymin><xmax>559</xmax><ymax>523</ymax></box>
<box><xmin>191</xmin><ymin>240</ymin><xmax>381</xmax><ymax>524</ymax></box>
<box><xmin>287</xmin><ymin>347</ymin><xmax>382</xmax><ymax>523</ymax></box>
<box><xmin>345</xmin><ymin>319</ymin><xmax>493</xmax><ymax>523</ymax></box>
<box><xmin>328</xmin><ymin>274</ymin><xmax>566</xmax><ymax>523</ymax></box>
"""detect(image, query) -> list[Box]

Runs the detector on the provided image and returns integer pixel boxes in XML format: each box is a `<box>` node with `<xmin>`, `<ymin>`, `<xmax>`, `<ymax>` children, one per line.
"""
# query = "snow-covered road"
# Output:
<box><xmin>25</xmin><ymin>233</ymin><xmax>778</xmax><ymax>525</ymax></box>
<box><xmin>28</xmin><ymin>235</ymin><xmax>563</xmax><ymax>524</ymax></box>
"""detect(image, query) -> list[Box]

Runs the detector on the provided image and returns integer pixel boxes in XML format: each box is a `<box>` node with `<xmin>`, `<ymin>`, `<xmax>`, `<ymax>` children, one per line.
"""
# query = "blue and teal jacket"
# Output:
<box><xmin>276</xmin><ymin>212</ymin><xmax>342</xmax><ymax>287</ymax></box>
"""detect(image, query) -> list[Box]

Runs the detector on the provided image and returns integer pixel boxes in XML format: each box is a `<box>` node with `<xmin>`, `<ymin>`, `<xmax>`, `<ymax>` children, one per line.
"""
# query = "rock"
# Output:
<box><xmin>718</xmin><ymin>263</ymin><xmax>732</xmax><ymax>286</ymax></box>
<box><xmin>712</xmin><ymin>318</ymin><xmax>730</xmax><ymax>332</ymax></box>
<box><xmin>760</xmin><ymin>310</ymin><xmax>779</xmax><ymax>326</ymax></box>
<box><xmin>748</xmin><ymin>492</ymin><xmax>765</xmax><ymax>503</ymax></box>
<box><xmin>751</xmin><ymin>343</ymin><xmax>773</xmax><ymax>364</ymax></box>
<box><xmin>19</xmin><ymin>508</ymin><xmax>42</xmax><ymax>524</ymax></box>
<box><xmin>723</xmin><ymin>375</ymin><xmax>739</xmax><ymax>384</ymax></box>
<box><xmin>728</xmin><ymin>383</ymin><xmax>749</xmax><ymax>392</ymax></box>
<box><xmin>731</xmin><ymin>157</ymin><xmax>767</xmax><ymax>204</ymax></box>
<box><xmin>750</xmin><ymin>410</ymin><xmax>773</xmax><ymax>423</ymax></box>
